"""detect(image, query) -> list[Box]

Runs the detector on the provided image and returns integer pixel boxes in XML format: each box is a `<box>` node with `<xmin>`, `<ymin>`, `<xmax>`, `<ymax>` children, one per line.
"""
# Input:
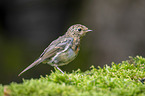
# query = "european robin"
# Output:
<box><xmin>18</xmin><ymin>24</ymin><xmax>92</xmax><ymax>76</ymax></box>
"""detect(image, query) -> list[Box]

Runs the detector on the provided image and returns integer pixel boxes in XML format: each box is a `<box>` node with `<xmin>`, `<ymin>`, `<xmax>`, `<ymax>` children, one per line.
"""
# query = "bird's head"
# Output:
<box><xmin>66</xmin><ymin>24</ymin><xmax>92</xmax><ymax>38</ymax></box>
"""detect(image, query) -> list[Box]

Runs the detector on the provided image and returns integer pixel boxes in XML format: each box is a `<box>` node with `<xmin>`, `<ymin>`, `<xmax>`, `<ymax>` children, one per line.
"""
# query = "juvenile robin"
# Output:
<box><xmin>18</xmin><ymin>24</ymin><xmax>92</xmax><ymax>76</ymax></box>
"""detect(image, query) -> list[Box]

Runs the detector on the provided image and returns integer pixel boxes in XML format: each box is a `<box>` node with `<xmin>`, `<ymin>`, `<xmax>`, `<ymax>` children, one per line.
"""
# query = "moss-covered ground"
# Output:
<box><xmin>1</xmin><ymin>56</ymin><xmax>145</xmax><ymax>96</ymax></box>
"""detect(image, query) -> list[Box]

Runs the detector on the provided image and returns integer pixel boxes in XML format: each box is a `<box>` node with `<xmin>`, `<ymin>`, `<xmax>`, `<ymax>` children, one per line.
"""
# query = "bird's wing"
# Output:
<box><xmin>39</xmin><ymin>36</ymin><xmax>64</xmax><ymax>58</ymax></box>
<box><xmin>40</xmin><ymin>37</ymin><xmax>74</xmax><ymax>61</ymax></box>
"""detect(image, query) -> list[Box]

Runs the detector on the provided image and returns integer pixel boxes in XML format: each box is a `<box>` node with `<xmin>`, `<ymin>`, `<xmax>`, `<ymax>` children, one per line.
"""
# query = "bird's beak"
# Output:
<box><xmin>87</xmin><ymin>29</ymin><xmax>92</xmax><ymax>32</ymax></box>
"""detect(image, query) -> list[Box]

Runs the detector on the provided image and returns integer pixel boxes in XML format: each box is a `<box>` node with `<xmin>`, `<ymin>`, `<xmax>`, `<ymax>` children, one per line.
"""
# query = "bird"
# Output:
<box><xmin>18</xmin><ymin>24</ymin><xmax>92</xmax><ymax>76</ymax></box>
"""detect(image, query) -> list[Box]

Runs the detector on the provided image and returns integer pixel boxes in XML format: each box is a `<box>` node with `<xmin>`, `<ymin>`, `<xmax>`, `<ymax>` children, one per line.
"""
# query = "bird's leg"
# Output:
<box><xmin>54</xmin><ymin>64</ymin><xmax>64</xmax><ymax>74</ymax></box>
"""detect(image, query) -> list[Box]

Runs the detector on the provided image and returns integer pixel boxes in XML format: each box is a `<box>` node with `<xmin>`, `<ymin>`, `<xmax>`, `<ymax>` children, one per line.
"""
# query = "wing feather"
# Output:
<box><xmin>40</xmin><ymin>37</ymin><xmax>73</xmax><ymax>61</ymax></box>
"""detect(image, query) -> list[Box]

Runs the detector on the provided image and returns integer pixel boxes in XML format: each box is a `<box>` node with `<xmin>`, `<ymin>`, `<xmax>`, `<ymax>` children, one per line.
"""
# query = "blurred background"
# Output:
<box><xmin>1</xmin><ymin>0</ymin><xmax>145</xmax><ymax>84</ymax></box>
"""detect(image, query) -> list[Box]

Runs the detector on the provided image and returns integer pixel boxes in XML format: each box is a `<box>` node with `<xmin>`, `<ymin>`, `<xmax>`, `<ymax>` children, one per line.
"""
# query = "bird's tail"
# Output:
<box><xmin>18</xmin><ymin>58</ymin><xmax>42</xmax><ymax>76</ymax></box>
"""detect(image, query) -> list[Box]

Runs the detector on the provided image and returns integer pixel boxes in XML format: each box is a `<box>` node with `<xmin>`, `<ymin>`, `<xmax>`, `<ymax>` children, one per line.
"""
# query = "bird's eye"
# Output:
<box><xmin>78</xmin><ymin>28</ymin><xmax>82</xmax><ymax>31</ymax></box>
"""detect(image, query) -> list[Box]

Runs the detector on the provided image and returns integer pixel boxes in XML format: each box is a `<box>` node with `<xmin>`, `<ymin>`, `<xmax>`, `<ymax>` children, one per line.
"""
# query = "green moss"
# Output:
<box><xmin>0</xmin><ymin>85</ymin><xmax>3</xmax><ymax>96</ymax></box>
<box><xmin>2</xmin><ymin>56</ymin><xmax>145</xmax><ymax>96</ymax></box>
